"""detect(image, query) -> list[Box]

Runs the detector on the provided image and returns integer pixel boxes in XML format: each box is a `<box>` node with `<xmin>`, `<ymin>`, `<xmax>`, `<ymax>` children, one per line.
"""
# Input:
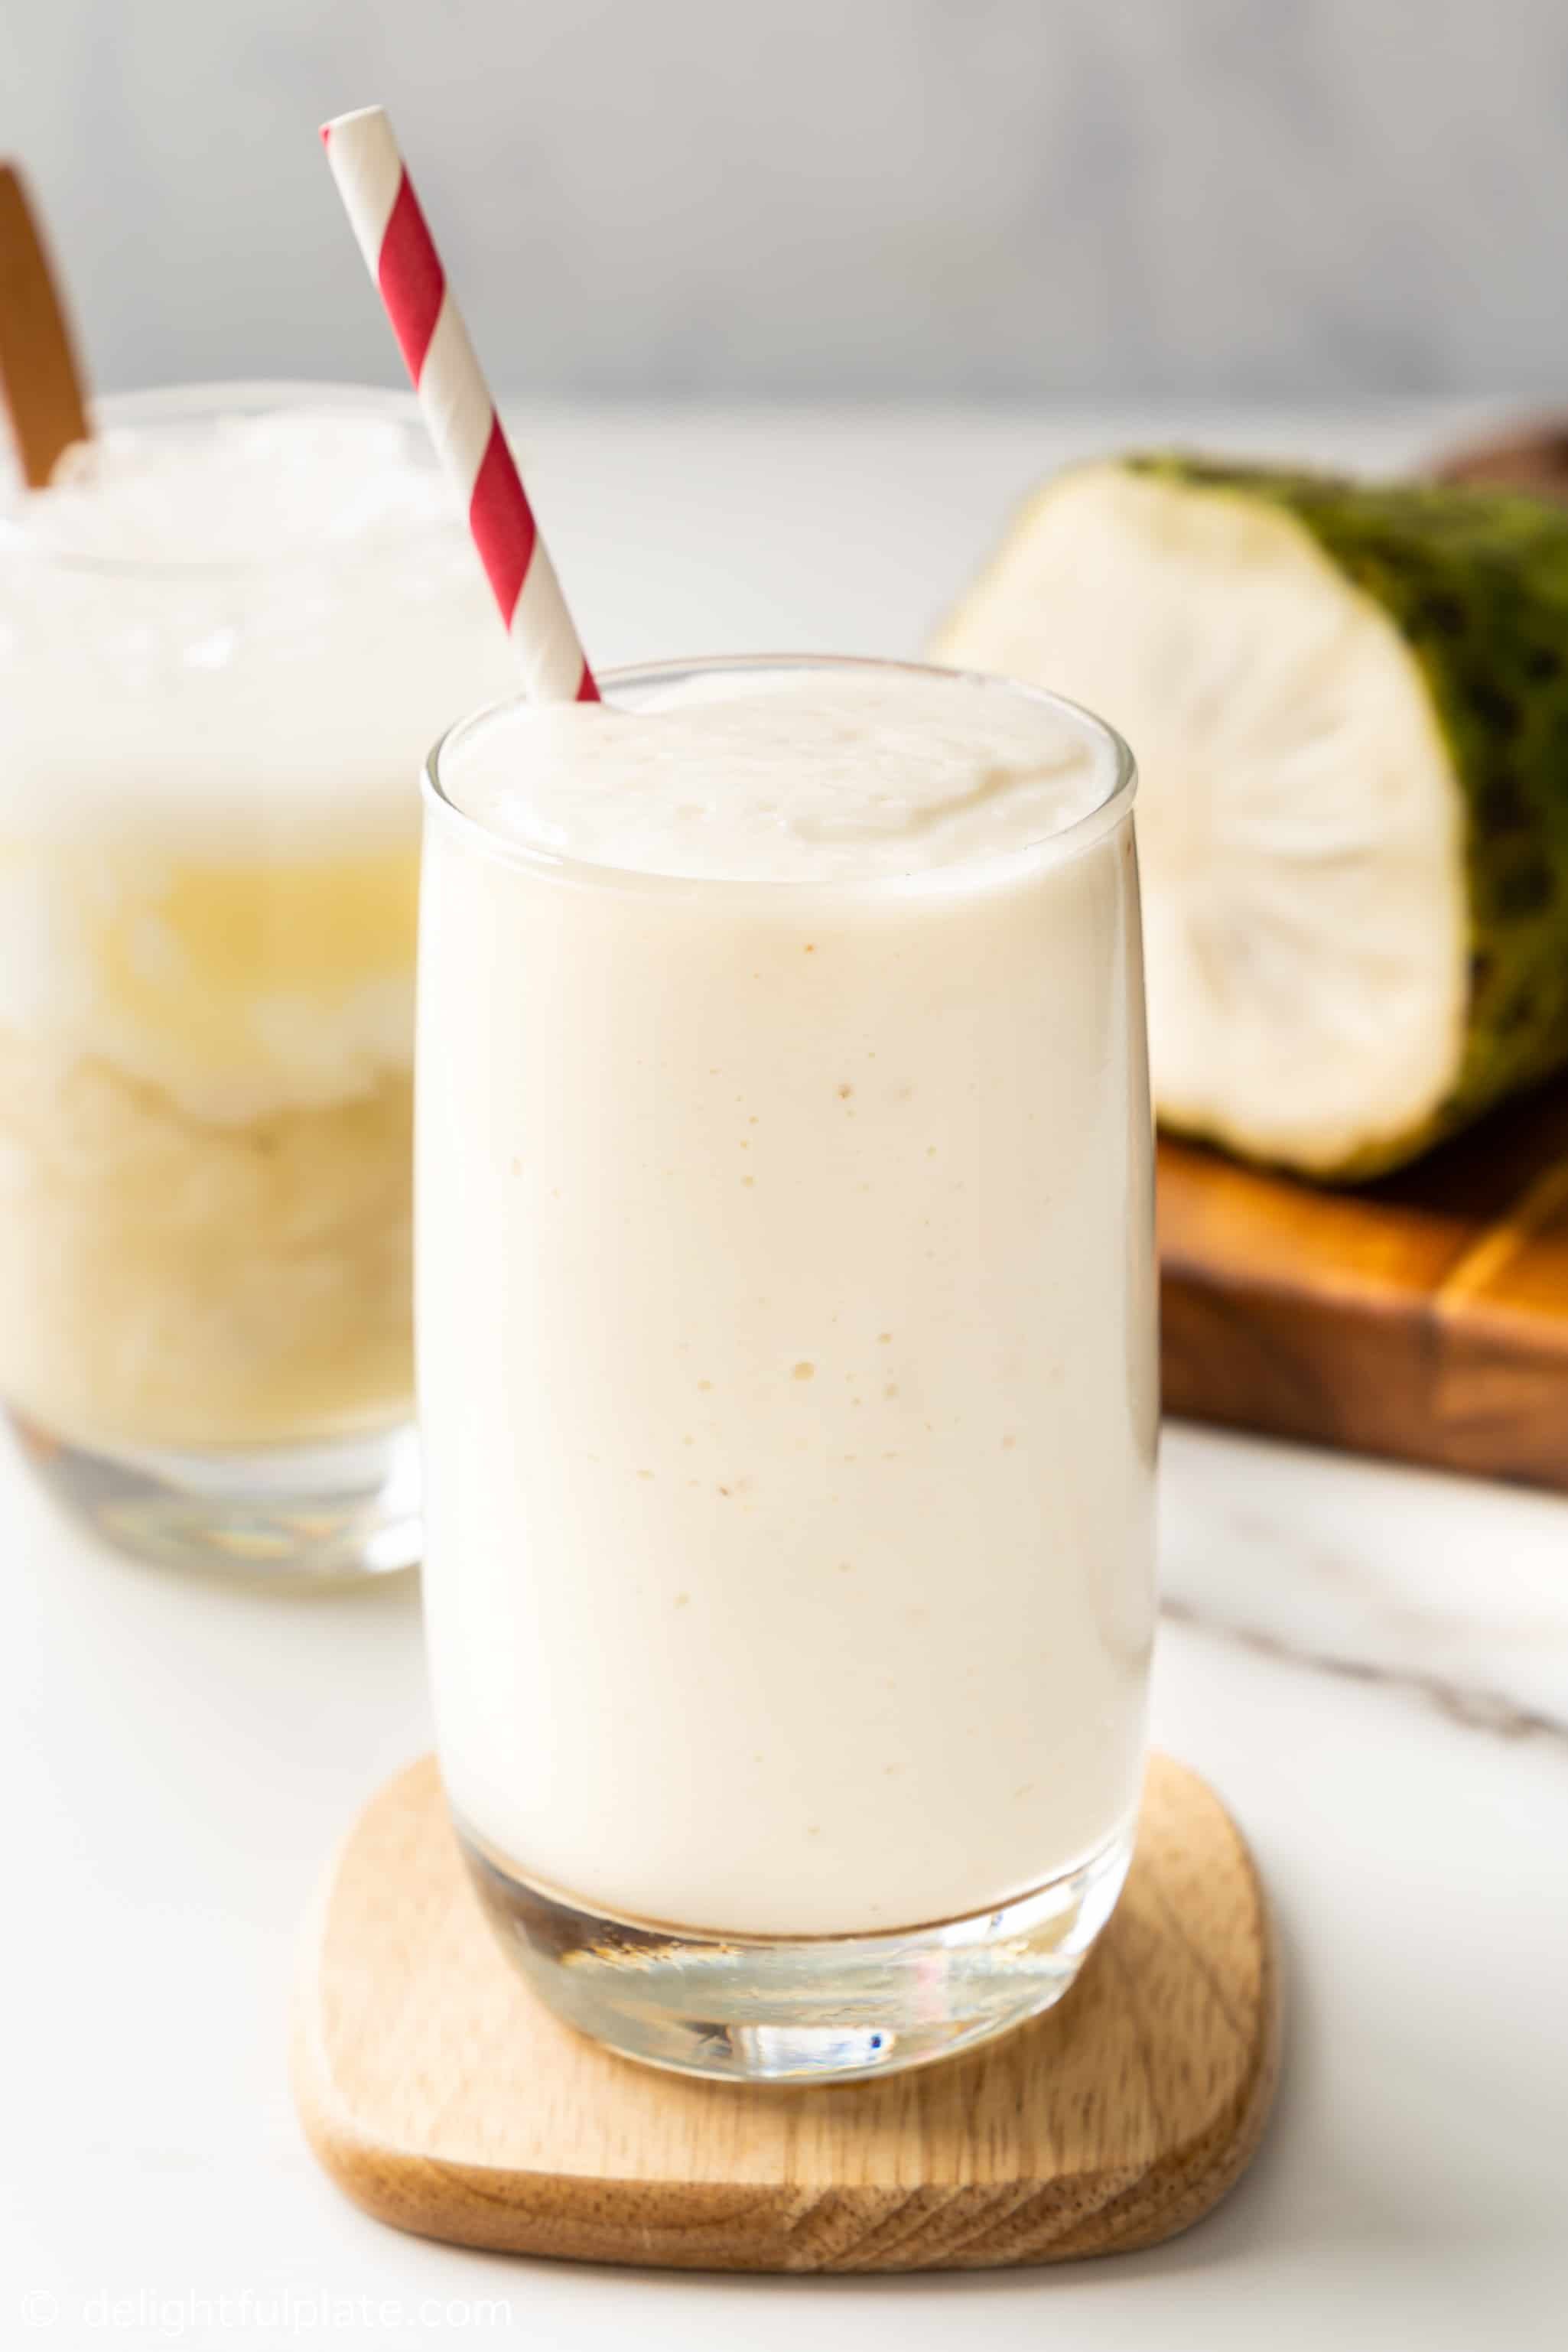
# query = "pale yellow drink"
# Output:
<box><xmin>0</xmin><ymin>389</ymin><xmax>515</xmax><ymax>1568</ymax></box>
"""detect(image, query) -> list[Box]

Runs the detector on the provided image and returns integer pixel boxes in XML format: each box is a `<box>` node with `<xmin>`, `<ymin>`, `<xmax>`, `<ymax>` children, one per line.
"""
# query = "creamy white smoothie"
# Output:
<box><xmin>418</xmin><ymin>662</ymin><xmax>1156</xmax><ymax>1941</ymax></box>
<box><xmin>0</xmin><ymin>393</ymin><xmax>516</xmax><ymax>1464</ymax></box>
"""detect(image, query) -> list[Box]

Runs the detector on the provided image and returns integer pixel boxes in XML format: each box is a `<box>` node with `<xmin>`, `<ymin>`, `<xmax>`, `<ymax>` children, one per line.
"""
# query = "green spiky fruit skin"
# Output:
<box><xmin>1128</xmin><ymin>455</ymin><xmax>1568</xmax><ymax>1180</ymax></box>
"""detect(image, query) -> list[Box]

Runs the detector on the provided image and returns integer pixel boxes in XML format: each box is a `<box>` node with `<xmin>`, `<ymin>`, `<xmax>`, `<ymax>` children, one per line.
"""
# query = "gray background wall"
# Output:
<box><xmin>2</xmin><ymin>0</ymin><xmax>1564</xmax><ymax>403</ymax></box>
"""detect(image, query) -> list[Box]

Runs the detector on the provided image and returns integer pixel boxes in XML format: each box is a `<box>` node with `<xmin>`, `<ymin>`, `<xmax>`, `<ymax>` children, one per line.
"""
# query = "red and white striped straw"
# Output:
<box><xmin>320</xmin><ymin>106</ymin><xmax>598</xmax><ymax>705</ymax></box>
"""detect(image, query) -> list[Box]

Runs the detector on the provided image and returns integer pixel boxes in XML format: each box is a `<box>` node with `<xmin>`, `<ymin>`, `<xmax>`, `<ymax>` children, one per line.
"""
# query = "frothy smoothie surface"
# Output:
<box><xmin>441</xmin><ymin>668</ymin><xmax>1121</xmax><ymax>881</ymax></box>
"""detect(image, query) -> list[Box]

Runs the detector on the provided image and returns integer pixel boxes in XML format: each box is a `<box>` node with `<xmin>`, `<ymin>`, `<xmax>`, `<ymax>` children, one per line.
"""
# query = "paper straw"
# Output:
<box><xmin>320</xmin><ymin>106</ymin><xmax>598</xmax><ymax>704</ymax></box>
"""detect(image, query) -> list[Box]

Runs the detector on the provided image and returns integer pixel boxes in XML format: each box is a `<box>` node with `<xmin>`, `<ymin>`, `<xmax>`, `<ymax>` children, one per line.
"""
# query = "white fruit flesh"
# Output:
<box><xmin>932</xmin><ymin>464</ymin><xmax>1469</xmax><ymax>1175</ymax></box>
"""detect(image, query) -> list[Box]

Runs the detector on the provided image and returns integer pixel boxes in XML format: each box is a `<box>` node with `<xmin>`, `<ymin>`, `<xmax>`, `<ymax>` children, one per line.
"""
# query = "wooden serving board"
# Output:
<box><xmin>1159</xmin><ymin>1075</ymin><xmax>1568</xmax><ymax>1490</ymax></box>
<box><xmin>294</xmin><ymin>1754</ymin><xmax>1279</xmax><ymax>2275</ymax></box>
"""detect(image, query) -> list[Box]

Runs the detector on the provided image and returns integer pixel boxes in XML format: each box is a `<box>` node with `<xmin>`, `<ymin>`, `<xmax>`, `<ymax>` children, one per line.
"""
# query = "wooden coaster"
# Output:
<box><xmin>293</xmin><ymin>1753</ymin><xmax>1279</xmax><ymax>2274</ymax></box>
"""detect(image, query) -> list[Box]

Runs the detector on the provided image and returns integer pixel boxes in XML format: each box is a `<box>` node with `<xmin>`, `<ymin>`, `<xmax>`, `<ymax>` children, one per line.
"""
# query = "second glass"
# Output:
<box><xmin>0</xmin><ymin>382</ymin><xmax>516</xmax><ymax>1578</ymax></box>
<box><xmin>418</xmin><ymin>657</ymin><xmax>1157</xmax><ymax>2084</ymax></box>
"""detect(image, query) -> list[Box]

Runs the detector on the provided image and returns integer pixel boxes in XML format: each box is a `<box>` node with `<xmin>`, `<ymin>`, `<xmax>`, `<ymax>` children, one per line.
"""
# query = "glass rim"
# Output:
<box><xmin>421</xmin><ymin>653</ymin><xmax>1138</xmax><ymax>903</ymax></box>
<box><xmin>0</xmin><ymin>379</ymin><xmax>444</xmax><ymax>582</ymax></box>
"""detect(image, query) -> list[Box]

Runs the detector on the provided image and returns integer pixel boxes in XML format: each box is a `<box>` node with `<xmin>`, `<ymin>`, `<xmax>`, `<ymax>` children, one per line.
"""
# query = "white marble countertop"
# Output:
<box><xmin>5</xmin><ymin>405</ymin><xmax>1566</xmax><ymax>2350</ymax></box>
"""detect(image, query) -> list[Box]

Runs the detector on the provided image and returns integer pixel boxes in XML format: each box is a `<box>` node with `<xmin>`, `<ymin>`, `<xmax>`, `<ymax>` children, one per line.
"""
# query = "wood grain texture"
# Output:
<box><xmin>0</xmin><ymin>164</ymin><xmax>89</xmax><ymax>487</ymax></box>
<box><xmin>1160</xmin><ymin>1075</ymin><xmax>1568</xmax><ymax>1490</ymax></box>
<box><xmin>1433</xmin><ymin>418</ymin><xmax>1568</xmax><ymax>500</ymax></box>
<box><xmin>292</xmin><ymin>1752</ymin><xmax>1278</xmax><ymax>2275</ymax></box>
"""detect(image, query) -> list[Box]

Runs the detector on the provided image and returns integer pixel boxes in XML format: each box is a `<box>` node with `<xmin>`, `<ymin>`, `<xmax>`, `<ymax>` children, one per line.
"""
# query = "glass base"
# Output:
<box><xmin>457</xmin><ymin>1817</ymin><xmax>1134</xmax><ymax>2085</ymax></box>
<box><xmin>8</xmin><ymin>1412</ymin><xmax>421</xmax><ymax>1587</ymax></box>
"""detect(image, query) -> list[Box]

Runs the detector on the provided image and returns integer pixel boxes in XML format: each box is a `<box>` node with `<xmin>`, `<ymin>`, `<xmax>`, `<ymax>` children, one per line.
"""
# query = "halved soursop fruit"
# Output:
<box><xmin>931</xmin><ymin>456</ymin><xmax>1568</xmax><ymax>1180</ymax></box>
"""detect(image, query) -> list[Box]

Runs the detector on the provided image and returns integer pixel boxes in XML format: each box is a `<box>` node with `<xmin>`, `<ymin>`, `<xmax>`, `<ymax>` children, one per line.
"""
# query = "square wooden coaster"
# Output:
<box><xmin>294</xmin><ymin>1752</ymin><xmax>1279</xmax><ymax>2272</ymax></box>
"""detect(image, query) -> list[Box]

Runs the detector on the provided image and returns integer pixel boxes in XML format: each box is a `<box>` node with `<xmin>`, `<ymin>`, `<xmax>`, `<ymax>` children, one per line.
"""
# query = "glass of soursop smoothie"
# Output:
<box><xmin>0</xmin><ymin>383</ymin><xmax>516</xmax><ymax>1577</ymax></box>
<box><xmin>418</xmin><ymin>657</ymin><xmax>1157</xmax><ymax>2083</ymax></box>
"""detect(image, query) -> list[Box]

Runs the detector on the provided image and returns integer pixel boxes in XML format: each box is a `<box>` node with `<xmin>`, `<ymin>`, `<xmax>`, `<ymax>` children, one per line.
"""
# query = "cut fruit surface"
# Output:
<box><xmin>933</xmin><ymin>458</ymin><xmax>1568</xmax><ymax>1179</ymax></box>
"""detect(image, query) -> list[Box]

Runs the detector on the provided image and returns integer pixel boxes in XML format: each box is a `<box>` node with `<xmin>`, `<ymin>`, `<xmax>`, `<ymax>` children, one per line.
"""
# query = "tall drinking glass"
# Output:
<box><xmin>0</xmin><ymin>383</ymin><xmax>515</xmax><ymax>1579</ymax></box>
<box><xmin>418</xmin><ymin>657</ymin><xmax>1156</xmax><ymax>2082</ymax></box>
